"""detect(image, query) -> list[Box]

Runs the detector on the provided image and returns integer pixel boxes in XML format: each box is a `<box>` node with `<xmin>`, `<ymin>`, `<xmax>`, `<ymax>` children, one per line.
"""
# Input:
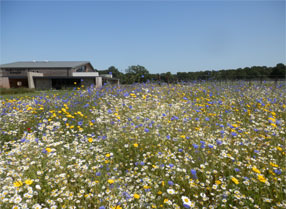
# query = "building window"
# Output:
<box><xmin>9</xmin><ymin>69</ymin><xmax>22</xmax><ymax>74</ymax></box>
<box><xmin>76</xmin><ymin>66</ymin><xmax>86</xmax><ymax>72</ymax></box>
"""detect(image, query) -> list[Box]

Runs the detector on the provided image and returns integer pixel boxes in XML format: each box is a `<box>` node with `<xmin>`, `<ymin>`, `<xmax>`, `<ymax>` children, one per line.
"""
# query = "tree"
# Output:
<box><xmin>106</xmin><ymin>66</ymin><xmax>122</xmax><ymax>78</ymax></box>
<box><xmin>270</xmin><ymin>63</ymin><xmax>286</xmax><ymax>80</ymax></box>
<box><xmin>125</xmin><ymin>65</ymin><xmax>150</xmax><ymax>83</ymax></box>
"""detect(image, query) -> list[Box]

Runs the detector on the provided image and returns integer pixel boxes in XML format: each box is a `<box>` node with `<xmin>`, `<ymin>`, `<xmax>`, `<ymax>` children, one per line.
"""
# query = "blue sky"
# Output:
<box><xmin>1</xmin><ymin>0</ymin><xmax>285</xmax><ymax>73</ymax></box>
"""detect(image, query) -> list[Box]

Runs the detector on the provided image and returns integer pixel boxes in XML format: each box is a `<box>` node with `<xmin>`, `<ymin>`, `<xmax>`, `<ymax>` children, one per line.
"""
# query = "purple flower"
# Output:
<box><xmin>168</xmin><ymin>181</ymin><xmax>174</xmax><ymax>186</ymax></box>
<box><xmin>208</xmin><ymin>144</ymin><xmax>214</xmax><ymax>149</ymax></box>
<box><xmin>274</xmin><ymin>169</ymin><xmax>282</xmax><ymax>175</ymax></box>
<box><xmin>193</xmin><ymin>144</ymin><xmax>199</xmax><ymax>149</ymax></box>
<box><xmin>41</xmin><ymin>149</ymin><xmax>47</xmax><ymax>154</ymax></box>
<box><xmin>183</xmin><ymin>204</ymin><xmax>191</xmax><ymax>208</ymax></box>
<box><xmin>191</xmin><ymin>169</ymin><xmax>197</xmax><ymax>179</ymax></box>
<box><xmin>122</xmin><ymin>192</ymin><xmax>131</xmax><ymax>200</ymax></box>
<box><xmin>231</xmin><ymin>132</ymin><xmax>237</xmax><ymax>137</ymax></box>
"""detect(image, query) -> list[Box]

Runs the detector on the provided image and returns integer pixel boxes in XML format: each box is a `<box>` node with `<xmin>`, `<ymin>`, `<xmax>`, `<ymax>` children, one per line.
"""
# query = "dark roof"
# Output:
<box><xmin>0</xmin><ymin>61</ymin><xmax>91</xmax><ymax>69</ymax></box>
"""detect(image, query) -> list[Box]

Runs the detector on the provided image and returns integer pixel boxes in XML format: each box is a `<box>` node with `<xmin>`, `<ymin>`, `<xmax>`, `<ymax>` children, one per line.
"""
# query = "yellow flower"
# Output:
<box><xmin>108</xmin><ymin>179</ymin><xmax>115</xmax><ymax>184</ymax></box>
<box><xmin>231</xmin><ymin>177</ymin><xmax>239</xmax><ymax>185</ymax></box>
<box><xmin>134</xmin><ymin>193</ymin><xmax>140</xmax><ymax>199</ymax></box>
<box><xmin>106</xmin><ymin>153</ymin><xmax>110</xmax><ymax>157</ymax></box>
<box><xmin>257</xmin><ymin>175</ymin><xmax>266</xmax><ymax>183</ymax></box>
<box><xmin>215</xmin><ymin>180</ymin><xmax>222</xmax><ymax>185</ymax></box>
<box><xmin>252</xmin><ymin>166</ymin><xmax>261</xmax><ymax>174</ymax></box>
<box><xmin>164</xmin><ymin>199</ymin><xmax>169</xmax><ymax>203</ymax></box>
<box><xmin>270</xmin><ymin>162</ymin><xmax>278</xmax><ymax>168</ymax></box>
<box><xmin>25</xmin><ymin>179</ymin><xmax>33</xmax><ymax>185</ymax></box>
<box><xmin>133</xmin><ymin>143</ymin><xmax>138</xmax><ymax>148</ymax></box>
<box><xmin>13</xmin><ymin>180</ymin><xmax>23</xmax><ymax>187</ymax></box>
<box><xmin>88</xmin><ymin>138</ymin><xmax>93</xmax><ymax>143</ymax></box>
<box><xmin>157</xmin><ymin>191</ymin><xmax>162</xmax><ymax>195</ymax></box>
<box><xmin>112</xmin><ymin>206</ymin><xmax>122</xmax><ymax>209</ymax></box>
<box><xmin>271</xmin><ymin>123</ymin><xmax>277</xmax><ymax>128</ymax></box>
<box><xmin>46</xmin><ymin>148</ymin><xmax>52</xmax><ymax>153</ymax></box>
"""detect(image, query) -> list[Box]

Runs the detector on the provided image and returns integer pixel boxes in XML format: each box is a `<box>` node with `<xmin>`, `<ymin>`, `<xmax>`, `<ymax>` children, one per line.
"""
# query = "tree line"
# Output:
<box><xmin>97</xmin><ymin>63</ymin><xmax>285</xmax><ymax>84</ymax></box>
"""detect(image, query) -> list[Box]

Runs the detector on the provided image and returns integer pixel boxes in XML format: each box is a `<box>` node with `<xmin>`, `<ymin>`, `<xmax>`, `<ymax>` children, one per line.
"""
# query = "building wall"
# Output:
<box><xmin>9</xmin><ymin>78</ymin><xmax>29</xmax><ymax>88</ymax></box>
<box><xmin>0</xmin><ymin>77</ymin><xmax>10</xmax><ymax>88</ymax></box>
<box><xmin>1</xmin><ymin>68</ymin><xmax>70</xmax><ymax>77</ymax></box>
<box><xmin>1</xmin><ymin>64</ymin><xmax>94</xmax><ymax>78</ymax></box>
<box><xmin>34</xmin><ymin>78</ymin><xmax>52</xmax><ymax>90</ymax></box>
<box><xmin>70</xmin><ymin>64</ymin><xmax>95</xmax><ymax>75</ymax></box>
<box><xmin>29</xmin><ymin>68</ymin><xmax>69</xmax><ymax>77</ymax></box>
<box><xmin>85</xmin><ymin>64</ymin><xmax>94</xmax><ymax>72</ymax></box>
<box><xmin>1</xmin><ymin>68</ymin><xmax>28</xmax><ymax>77</ymax></box>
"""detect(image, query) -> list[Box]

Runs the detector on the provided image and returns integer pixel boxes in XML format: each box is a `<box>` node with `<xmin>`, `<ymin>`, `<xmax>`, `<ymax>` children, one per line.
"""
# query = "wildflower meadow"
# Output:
<box><xmin>0</xmin><ymin>81</ymin><xmax>285</xmax><ymax>209</ymax></box>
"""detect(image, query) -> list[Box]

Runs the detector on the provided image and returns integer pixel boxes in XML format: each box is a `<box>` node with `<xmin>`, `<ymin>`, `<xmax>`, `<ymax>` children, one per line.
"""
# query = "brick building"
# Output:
<box><xmin>0</xmin><ymin>61</ymin><xmax>119</xmax><ymax>89</ymax></box>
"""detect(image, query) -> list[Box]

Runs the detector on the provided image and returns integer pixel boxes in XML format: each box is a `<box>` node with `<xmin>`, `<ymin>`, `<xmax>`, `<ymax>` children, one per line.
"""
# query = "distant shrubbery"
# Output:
<box><xmin>98</xmin><ymin>63</ymin><xmax>285</xmax><ymax>84</ymax></box>
<box><xmin>0</xmin><ymin>88</ymin><xmax>35</xmax><ymax>95</ymax></box>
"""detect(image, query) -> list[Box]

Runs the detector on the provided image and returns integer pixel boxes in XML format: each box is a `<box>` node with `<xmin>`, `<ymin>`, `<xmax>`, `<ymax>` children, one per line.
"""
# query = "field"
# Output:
<box><xmin>0</xmin><ymin>82</ymin><xmax>285</xmax><ymax>209</ymax></box>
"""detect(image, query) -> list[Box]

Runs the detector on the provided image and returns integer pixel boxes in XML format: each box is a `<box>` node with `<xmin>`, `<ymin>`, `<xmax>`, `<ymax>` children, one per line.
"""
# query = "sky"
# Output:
<box><xmin>0</xmin><ymin>0</ymin><xmax>285</xmax><ymax>74</ymax></box>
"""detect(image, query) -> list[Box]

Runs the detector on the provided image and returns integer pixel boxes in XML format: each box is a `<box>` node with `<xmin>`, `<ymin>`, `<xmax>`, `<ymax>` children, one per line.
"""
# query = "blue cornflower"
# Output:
<box><xmin>144</xmin><ymin>128</ymin><xmax>149</xmax><ymax>133</ymax></box>
<box><xmin>231</xmin><ymin>132</ymin><xmax>237</xmax><ymax>137</ymax></box>
<box><xmin>193</xmin><ymin>144</ymin><xmax>199</xmax><ymax>149</ymax></box>
<box><xmin>41</xmin><ymin>149</ymin><xmax>47</xmax><ymax>154</ymax></box>
<box><xmin>216</xmin><ymin>140</ymin><xmax>222</xmax><ymax>145</ymax></box>
<box><xmin>274</xmin><ymin>169</ymin><xmax>282</xmax><ymax>175</ymax></box>
<box><xmin>169</xmin><ymin>163</ymin><xmax>174</xmax><ymax>168</ymax></box>
<box><xmin>168</xmin><ymin>181</ymin><xmax>174</xmax><ymax>186</ymax></box>
<box><xmin>122</xmin><ymin>192</ymin><xmax>131</xmax><ymax>199</ymax></box>
<box><xmin>208</xmin><ymin>144</ymin><xmax>214</xmax><ymax>149</ymax></box>
<box><xmin>234</xmin><ymin>168</ymin><xmax>240</xmax><ymax>172</ymax></box>
<box><xmin>191</xmin><ymin>169</ymin><xmax>197</xmax><ymax>179</ymax></box>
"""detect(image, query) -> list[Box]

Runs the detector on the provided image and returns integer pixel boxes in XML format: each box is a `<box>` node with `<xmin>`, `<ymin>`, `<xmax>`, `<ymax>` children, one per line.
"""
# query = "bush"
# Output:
<box><xmin>0</xmin><ymin>88</ymin><xmax>35</xmax><ymax>95</ymax></box>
